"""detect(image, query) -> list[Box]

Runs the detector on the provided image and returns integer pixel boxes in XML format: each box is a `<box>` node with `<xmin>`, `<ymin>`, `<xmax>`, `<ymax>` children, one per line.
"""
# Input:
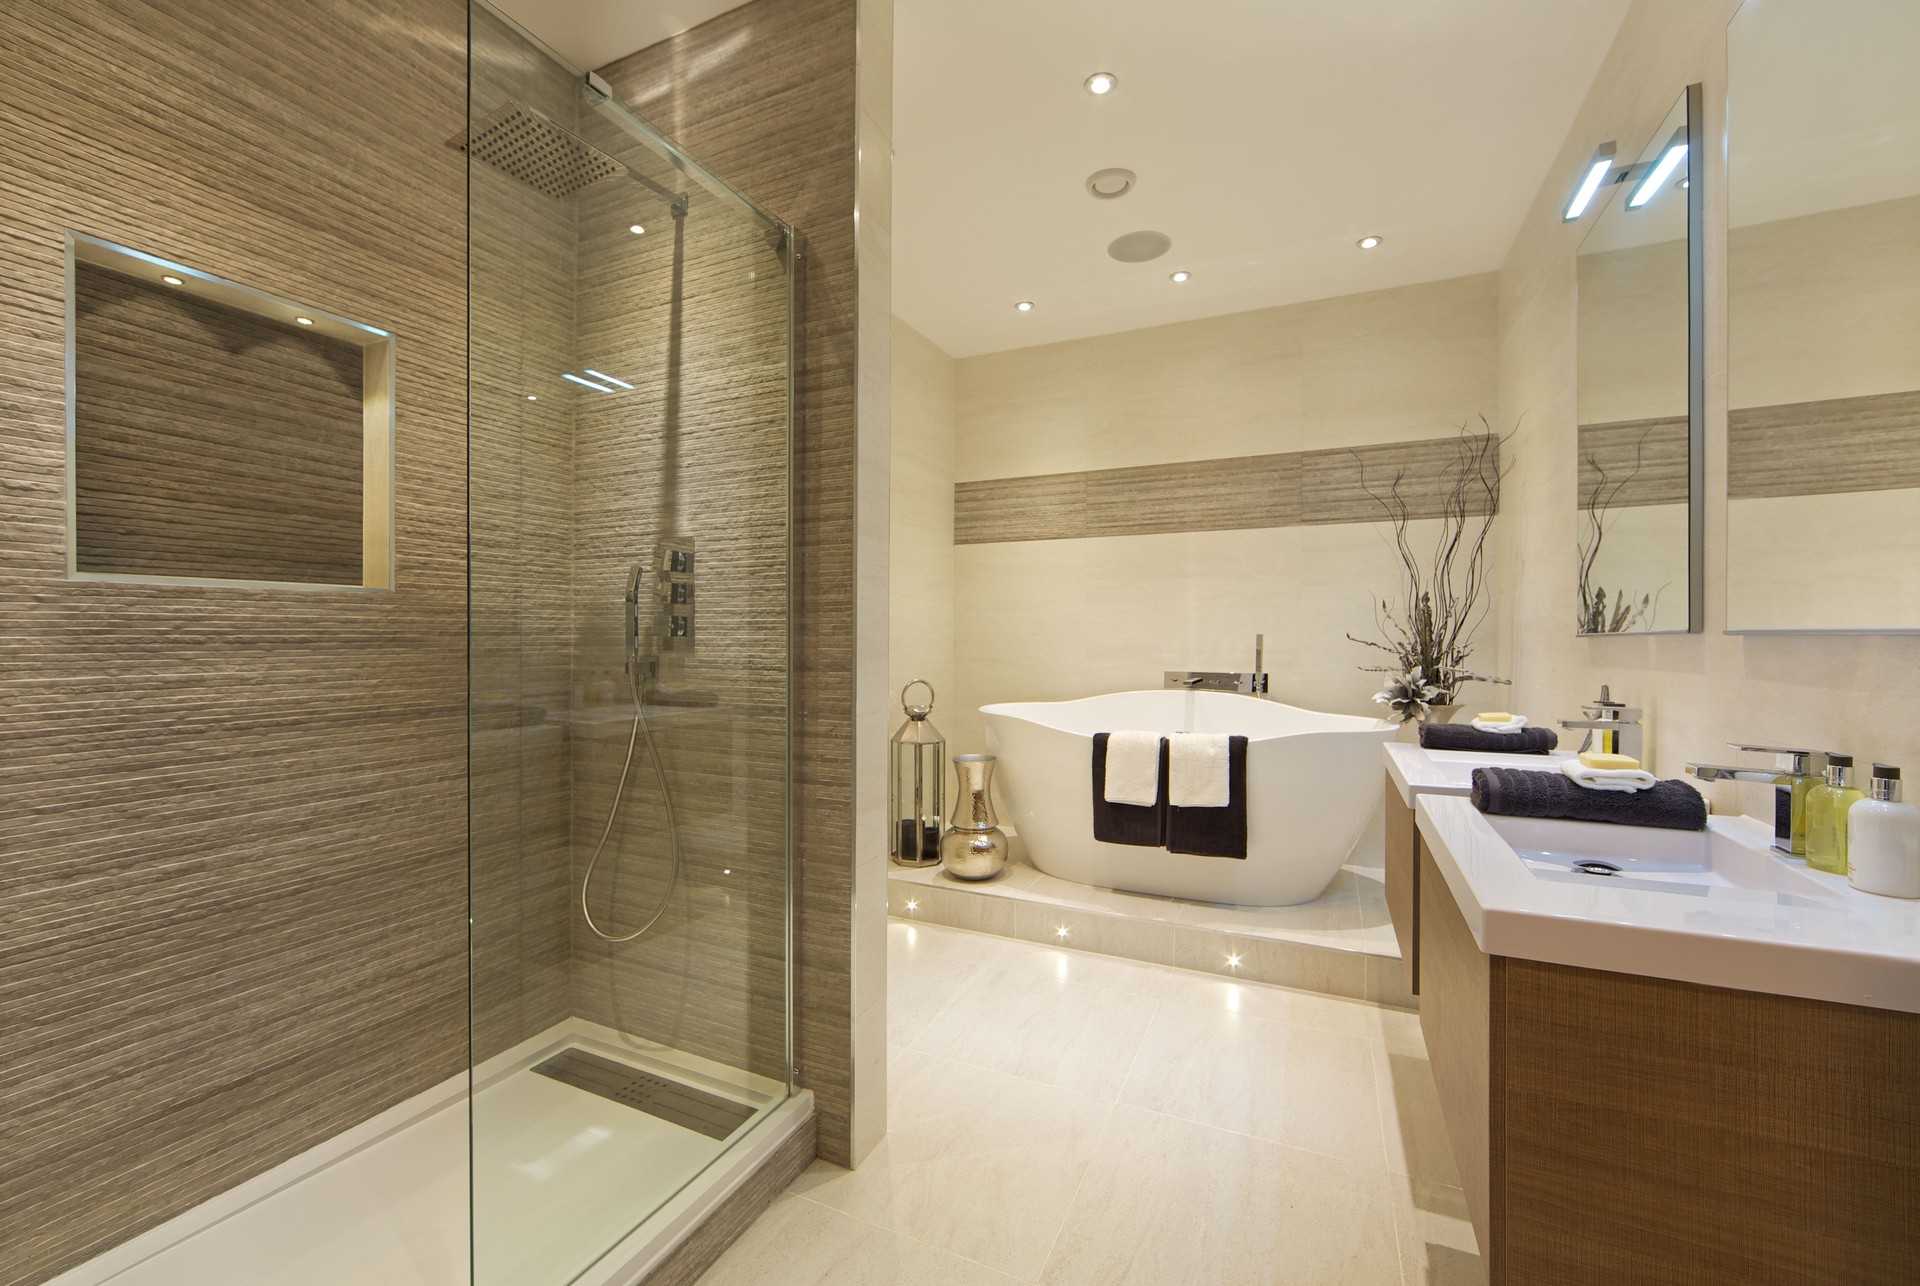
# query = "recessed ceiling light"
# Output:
<box><xmin>1108</xmin><ymin>230</ymin><xmax>1172</xmax><ymax>263</ymax></box>
<box><xmin>1015</xmin><ymin>300</ymin><xmax>1034</xmax><ymax>312</ymax></box>
<box><xmin>1357</xmin><ymin>235</ymin><xmax>1383</xmax><ymax>250</ymax></box>
<box><xmin>294</xmin><ymin>316</ymin><xmax>314</xmax><ymax>326</ymax></box>
<box><xmin>160</xmin><ymin>274</ymin><xmax>183</xmax><ymax>286</ymax></box>
<box><xmin>629</xmin><ymin>224</ymin><xmax>645</xmax><ymax>234</ymax></box>
<box><xmin>1085</xmin><ymin>72</ymin><xmax>1117</xmax><ymax>95</ymax></box>
<box><xmin>1169</xmin><ymin>270</ymin><xmax>1191</xmax><ymax>283</ymax></box>
<box><xmin>1086</xmin><ymin>167</ymin><xmax>1135</xmax><ymax>200</ymax></box>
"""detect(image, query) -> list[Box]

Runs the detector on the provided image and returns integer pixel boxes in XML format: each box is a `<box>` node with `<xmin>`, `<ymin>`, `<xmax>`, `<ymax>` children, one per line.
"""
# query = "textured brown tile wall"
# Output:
<box><xmin>0</xmin><ymin>3</ymin><xmax>469</xmax><ymax>1282</ymax></box>
<box><xmin>71</xmin><ymin>262</ymin><xmax>366</xmax><ymax>585</ymax></box>
<box><xmin>953</xmin><ymin>431</ymin><xmax>1500</xmax><ymax>545</ymax></box>
<box><xmin>598</xmin><ymin>0</ymin><xmax>862</xmax><ymax>1164</ymax></box>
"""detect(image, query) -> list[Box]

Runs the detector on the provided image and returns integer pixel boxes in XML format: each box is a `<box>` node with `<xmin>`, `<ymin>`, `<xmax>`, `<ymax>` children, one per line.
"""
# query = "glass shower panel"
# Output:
<box><xmin>467</xmin><ymin>5</ymin><xmax>793</xmax><ymax>1282</ymax></box>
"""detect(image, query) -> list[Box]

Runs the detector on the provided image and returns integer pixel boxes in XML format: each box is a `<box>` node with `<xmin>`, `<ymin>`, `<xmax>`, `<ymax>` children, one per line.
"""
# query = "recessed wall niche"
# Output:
<box><xmin>66</xmin><ymin>235</ymin><xmax>394</xmax><ymax>589</ymax></box>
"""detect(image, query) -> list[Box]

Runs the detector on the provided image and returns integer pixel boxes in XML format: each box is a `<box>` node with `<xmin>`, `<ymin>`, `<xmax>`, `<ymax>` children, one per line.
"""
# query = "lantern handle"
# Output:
<box><xmin>901</xmin><ymin>678</ymin><xmax>935</xmax><ymax>719</ymax></box>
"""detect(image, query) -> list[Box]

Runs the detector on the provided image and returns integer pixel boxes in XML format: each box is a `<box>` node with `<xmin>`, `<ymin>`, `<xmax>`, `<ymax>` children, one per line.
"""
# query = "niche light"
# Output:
<box><xmin>160</xmin><ymin>274</ymin><xmax>184</xmax><ymax>286</ymax></box>
<box><xmin>1226</xmin><ymin>952</ymin><xmax>1242</xmax><ymax>969</ymax></box>
<box><xmin>562</xmin><ymin>372</ymin><xmax>617</xmax><ymax>392</ymax></box>
<box><xmin>905</xmin><ymin>897</ymin><xmax>919</xmax><ymax>912</ymax></box>
<box><xmin>525</xmin><ymin>394</ymin><xmax>538</xmax><ymax>402</ymax></box>
<box><xmin>584</xmin><ymin>368</ymin><xmax>634</xmax><ymax>389</ymax></box>
<box><xmin>294</xmin><ymin>316</ymin><xmax>314</xmax><ymax>326</ymax></box>
<box><xmin>1169</xmin><ymin>270</ymin><xmax>1191</xmax><ymax>283</ymax></box>
<box><xmin>1055</xmin><ymin>925</ymin><xmax>1071</xmax><ymax>939</ymax></box>
<box><xmin>1356</xmin><ymin>235</ymin><xmax>1383</xmax><ymax>250</ymax></box>
<box><xmin>1563</xmin><ymin>142</ymin><xmax>1618</xmax><ymax>221</ymax></box>
<box><xmin>629</xmin><ymin>224</ymin><xmax>646</xmax><ymax>234</ymax></box>
<box><xmin>1628</xmin><ymin>135</ymin><xmax>1688</xmax><ymax>209</ymax></box>
<box><xmin>1085</xmin><ymin>71</ymin><xmax>1117</xmax><ymax>96</ymax></box>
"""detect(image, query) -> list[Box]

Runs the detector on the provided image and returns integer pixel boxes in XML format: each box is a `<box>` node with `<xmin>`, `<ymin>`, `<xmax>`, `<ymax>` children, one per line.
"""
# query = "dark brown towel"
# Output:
<box><xmin>1092</xmin><ymin>733</ymin><xmax>1167</xmax><ymax>847</ymax></box>
<box><xmin>1421</xmin><ymin>722</ymin><xmax>1559</xmax><ymax>755</ymax></box>
<box><xmin>1167</xmin><ymin>736</ymin><xmax>1249</xmax><ymax>858</ymax></box>
<box><xmin>1471</xmin><ymin>767</ymin><xmax>1707</xmax><ymax>831</ymax></box>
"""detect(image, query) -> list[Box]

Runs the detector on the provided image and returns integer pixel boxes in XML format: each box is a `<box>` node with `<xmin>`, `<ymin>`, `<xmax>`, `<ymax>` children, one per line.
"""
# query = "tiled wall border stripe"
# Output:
<box><xmin>953</xmin><ymin>432</ymin><xmax>1498</xmax><ymax>545</ymax></box>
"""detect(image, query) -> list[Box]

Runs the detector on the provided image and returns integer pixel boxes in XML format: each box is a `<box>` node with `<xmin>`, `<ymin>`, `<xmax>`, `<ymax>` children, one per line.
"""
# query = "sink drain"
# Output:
<box><xmin>1572</xmin><ymin>860</ymin><xmax>1623</xmax><ymax>877</ymax></box>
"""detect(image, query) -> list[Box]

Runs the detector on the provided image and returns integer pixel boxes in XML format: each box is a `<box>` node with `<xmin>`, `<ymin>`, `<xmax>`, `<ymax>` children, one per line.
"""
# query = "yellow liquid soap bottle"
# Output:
<box><xmin>1805</xmin><ymin>753</ymin><xmax>1865</xmax><ymax>875</ymax></box>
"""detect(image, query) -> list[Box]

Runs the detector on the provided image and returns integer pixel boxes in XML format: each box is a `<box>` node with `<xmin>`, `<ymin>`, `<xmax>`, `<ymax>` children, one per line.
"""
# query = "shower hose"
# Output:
<box><xmin>579</xmin><ymin>664</ymin><xmax>684</xmax><ymax>943</ymax></box>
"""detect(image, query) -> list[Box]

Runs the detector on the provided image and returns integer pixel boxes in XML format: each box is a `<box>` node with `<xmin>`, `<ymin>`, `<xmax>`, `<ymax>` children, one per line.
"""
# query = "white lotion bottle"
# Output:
<box><xmin>1848</xmin><ymin>763</ymin><xmax>1920</xmax><ymax>899</ymax></box>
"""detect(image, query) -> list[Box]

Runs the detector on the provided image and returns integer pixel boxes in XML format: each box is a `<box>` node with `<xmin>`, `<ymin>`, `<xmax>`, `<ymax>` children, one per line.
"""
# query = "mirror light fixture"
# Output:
<box><xmin>1628</xmin><ymin>130</ymin><xmax>1688</xmax><ymax>209</ymax></box>
<box><xmin>1085</xmin><ymin>71</ymin><xmax>1117</xmax><ymax>95</ymax></box>
<box><xmin>1563</xmin><ymin>142</ymin><xmax>1618</xmax><ymax>221</ymax></box>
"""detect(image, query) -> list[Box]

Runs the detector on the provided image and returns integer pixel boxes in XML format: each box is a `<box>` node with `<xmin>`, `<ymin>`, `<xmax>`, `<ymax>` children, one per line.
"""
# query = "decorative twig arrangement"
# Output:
<box><xmin>1577</xmin><ymin>424</ymin><xmax>1666</xmax><ymax>634</ymax></box>
<box><xmin>1346</xmin><ymin>419</ymin><xmax>1512</xmax><ymax>722</ymax></box>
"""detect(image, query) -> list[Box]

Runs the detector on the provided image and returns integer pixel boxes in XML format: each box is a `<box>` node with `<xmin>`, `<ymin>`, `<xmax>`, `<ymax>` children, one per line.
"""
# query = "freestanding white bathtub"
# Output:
<box><xmin>981</xmin><ymin>690</ymin><xmax>1396</xmax><ymax>906</ymax></box>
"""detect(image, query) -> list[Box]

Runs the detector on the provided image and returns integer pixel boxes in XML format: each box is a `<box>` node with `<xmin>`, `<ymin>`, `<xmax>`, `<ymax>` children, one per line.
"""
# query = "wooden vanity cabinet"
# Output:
<box><xmin>1418</xmin><ymin>847</ymin><xmax>1920</xmax><ymax>1284</ymax></box>
<box><xmin>1383</xmin><ymin>775</ymin><xmax>1419</xmax><ymax>995</ymax></box>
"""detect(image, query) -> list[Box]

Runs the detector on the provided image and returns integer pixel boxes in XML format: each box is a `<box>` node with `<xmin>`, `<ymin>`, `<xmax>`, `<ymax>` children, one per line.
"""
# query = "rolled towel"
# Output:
<box><xmin>1562</xmin><ymin>759</ymin><xmax>1658</xmax><ymax>793</ymax></box>
<box><xmin>1169</xmin><ymin>732</ymin><xmax>1232</xmax><ymax>808</ymax></box>
<box><xmin>1471</xmin><ymin>766</ymin><xmax>1707</xmax><ymax>831</ymax></box>
<box><xmin>1470</xmin><ymin>715</ymin><xmax>1529</xmax><ymax>734</ymax></box>
<box><xmin>1420</xmin><ymin>723</ymin><xmax>1559</xmax><ymax>755</ymax></box>
<box><xmin>1103</xmin><ymin>730</ymin><xmax>1163</xmax><ymax>806</ymax></box>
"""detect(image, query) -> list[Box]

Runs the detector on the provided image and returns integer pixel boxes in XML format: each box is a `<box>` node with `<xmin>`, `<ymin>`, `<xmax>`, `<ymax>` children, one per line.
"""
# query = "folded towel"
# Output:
<box><xmin>1169</xmin><ymin>732</ymin><xmax>1232</xmax><ymax>808</ymax></box>
<box><xmin>1421</xmin><ymin>723</ymin><xmax>1559</xmax><ymax>755</ymax></box>
<box><xmin>1168</xmin><ymin>735</ymin><xmax>1249</xmax><ymax>858</ymax></box>
<box><xmin>1562</xmin><ymin>760</ymin><xmax>1658</xmax><ymax>793</ymax></box>
<box><xmin>1103</xmin><ymin>730</ymin><xmax>1163</xmax><ymax>806</ymax></box>
<box><xmin>1471</xmin><ymin>767</ymin><xmax>1707</xmax><ymax>831</ymax></box>
<box><xmin>1470</xmin><ymin>715</ymin><xmax>1529</xmax><ymax>734</ymax></box>
<box><xmin>1092</xmin><ymin>733</ymin><xmax>1168</xmax><ymax>847</ymax></box>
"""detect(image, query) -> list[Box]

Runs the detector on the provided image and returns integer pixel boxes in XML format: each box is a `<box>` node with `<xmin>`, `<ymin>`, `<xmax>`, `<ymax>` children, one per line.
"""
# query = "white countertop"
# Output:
<box><xmin>1416</xmin><ymin>793</ymin><xmax>1920</xmax><ymax>1014</ymax></box>
<box><xmin>1383</xmin><ymin>740</ymin><xmax>1575</xmax><ymax>807</ymax></box>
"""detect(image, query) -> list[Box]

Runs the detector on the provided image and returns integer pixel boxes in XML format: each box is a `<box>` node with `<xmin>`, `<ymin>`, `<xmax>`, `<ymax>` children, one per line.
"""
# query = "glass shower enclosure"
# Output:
<box><xmin>467</xmin><ymin>4</ymin><xmax>795</xmax><ymax>1282</ymax></box>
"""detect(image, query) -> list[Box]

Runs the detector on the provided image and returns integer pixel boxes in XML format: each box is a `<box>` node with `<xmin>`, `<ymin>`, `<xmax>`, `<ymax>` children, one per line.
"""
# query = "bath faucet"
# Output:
<box><xmin>1559</xmin><ymin>685</ymin><xmax>1643</xmax><ymax>762</ymax></box>
<box><xmin>1686</xmin><ymin>746</ymin><xmax>1831</xmax><ymax>856</ymax></box>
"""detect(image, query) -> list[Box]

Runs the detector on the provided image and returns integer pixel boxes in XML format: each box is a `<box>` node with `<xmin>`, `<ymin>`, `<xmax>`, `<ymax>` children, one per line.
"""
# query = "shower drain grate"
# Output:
<box><xmin>532</xmin><ymin>1049</ymin><xmax>755</xmax><ymax>1141</ymax></box>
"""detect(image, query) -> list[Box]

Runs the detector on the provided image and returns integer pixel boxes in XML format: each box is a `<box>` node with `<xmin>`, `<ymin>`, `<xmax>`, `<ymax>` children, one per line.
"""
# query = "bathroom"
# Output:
<box><xmin>3</xmin><ymin>0</ymin><xmax>1916</xmax><ymax>1284</ymax></box>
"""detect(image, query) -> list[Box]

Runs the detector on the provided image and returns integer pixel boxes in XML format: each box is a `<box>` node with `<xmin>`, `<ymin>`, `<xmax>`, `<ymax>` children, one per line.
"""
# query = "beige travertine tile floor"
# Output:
<box><xmin>697</xmin><ymin>920</ymin><xmax>1482</xmax><ymax>1285</ymax></box>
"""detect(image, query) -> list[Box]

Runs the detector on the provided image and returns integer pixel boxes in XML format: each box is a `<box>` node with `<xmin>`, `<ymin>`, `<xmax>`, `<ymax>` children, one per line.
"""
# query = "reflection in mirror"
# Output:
<box><xmin>1575</xmin><ymin>90</ymin><xmax>1700</xmax><ymax>635</ymax></box>
<box><xmin>1726</xmin><ymin>0</ymin><xmax>1920</xmax><ymax>631</ymax></box>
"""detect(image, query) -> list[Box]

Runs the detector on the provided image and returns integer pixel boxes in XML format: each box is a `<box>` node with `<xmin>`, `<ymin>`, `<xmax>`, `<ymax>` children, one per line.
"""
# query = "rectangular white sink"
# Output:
<box><xmin>1488</xmin><ymin>814</ymin><xmax>1832</xmax><ymax>898</ymax></box>
<box><xmin>1383</xmin><ymin>742</ymin><xmax>1573</xmax><ymax>806</ymax></box>
<box><xmin>1416</xmin><ymin>795</ymin><xmax>1920</xmax><ymax>1014</ymax></box>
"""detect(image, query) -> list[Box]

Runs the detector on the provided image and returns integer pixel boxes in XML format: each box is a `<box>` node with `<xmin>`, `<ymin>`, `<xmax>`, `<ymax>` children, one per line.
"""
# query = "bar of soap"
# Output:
<box><xmin>1580</xmin><ymin>750</ymin><xmax>1641</xmax><ymax>771</ymax></box>
<box><xmin>1476</xmin><ymin>712</ymin><xmax>1513</xmax><ymax>723</ymax></box>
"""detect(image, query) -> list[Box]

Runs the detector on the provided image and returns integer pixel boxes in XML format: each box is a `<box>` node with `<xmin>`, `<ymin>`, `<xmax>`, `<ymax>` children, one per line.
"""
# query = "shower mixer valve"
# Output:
<box><xmin>627</xmin><ymin>538</ymin><xmax>697</xmax><ymax>676</ymax></box>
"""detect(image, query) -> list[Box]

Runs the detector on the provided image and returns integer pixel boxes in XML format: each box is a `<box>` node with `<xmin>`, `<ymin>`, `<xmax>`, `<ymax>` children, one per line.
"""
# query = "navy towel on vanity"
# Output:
<box><xmin>1471</xmin><ymin>767</ymin><xmax>1707</xmax><ymax>831</ymax></box>
<box><xmin>1420</xmin><ymin>723</ymin><xmax>1559</xmax><ymax>755</ymax></box>
<box><xmin>1167</xmin><ymin>735</ymin><xmax>1249</xmax><ymax>858</ymax></box>
<box><xmin>1092</xmin><ymin>733</ymin><xmax>1167</xmax><ymax>846</ymax></box>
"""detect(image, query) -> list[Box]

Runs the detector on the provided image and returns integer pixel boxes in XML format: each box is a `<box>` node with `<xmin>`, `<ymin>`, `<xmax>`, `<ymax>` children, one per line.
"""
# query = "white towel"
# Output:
<box><xmin>1169</xmin><ymin>732</ymin><xmax>1232</xmax><ymax>809</ymax></box>
<box><xmin>1104</xmin><ymin>731</ymin><xmax>1163</xmax><ymax>806</ymax></box>
<box><xmin>1562</xmin><ymin>759</ymin><xmax>1658</xmax><ymax>793</ymax></box>
<box><xmin>1470</xmin><ymin>715</ymin><xmax>1529</xmax><ymax>734</ymax></box>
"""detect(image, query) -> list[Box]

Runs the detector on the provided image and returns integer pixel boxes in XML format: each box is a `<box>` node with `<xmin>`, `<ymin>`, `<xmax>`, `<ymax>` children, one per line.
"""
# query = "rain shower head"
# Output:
<box><xmin>453</xmin><ymin>100</ymin><xmax>628</xmax><ymax>200</ymax></box>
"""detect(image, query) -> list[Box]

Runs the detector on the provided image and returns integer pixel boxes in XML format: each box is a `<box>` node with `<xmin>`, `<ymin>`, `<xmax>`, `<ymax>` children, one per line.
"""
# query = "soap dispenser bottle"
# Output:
<box><xmin>1805</xmin><ymin>754</ymin><xmax>1866</xmax><ymax>876</ymax></box>
<box><xmin>1847</xmin><ymin>764</ymin><xmax>1920</xmax><ymax>898</ymax></box>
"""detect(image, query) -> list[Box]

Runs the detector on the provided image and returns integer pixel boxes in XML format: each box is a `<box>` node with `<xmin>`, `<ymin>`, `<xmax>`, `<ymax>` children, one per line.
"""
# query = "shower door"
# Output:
<box><xmin>466</xmin><ymin>5</ymin><xmax>794</xmax><ymax>1282</ymax></box>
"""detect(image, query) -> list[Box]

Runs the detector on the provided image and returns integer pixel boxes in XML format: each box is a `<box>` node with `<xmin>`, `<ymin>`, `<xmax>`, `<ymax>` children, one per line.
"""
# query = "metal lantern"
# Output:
<box><xmin>889</xmin><ymin>679</ymin><xmax>945</xmax><ymax>867</ymax></box>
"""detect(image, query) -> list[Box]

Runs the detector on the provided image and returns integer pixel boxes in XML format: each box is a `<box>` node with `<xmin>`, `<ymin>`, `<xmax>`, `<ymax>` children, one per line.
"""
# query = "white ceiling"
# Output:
<box><xmin>488</xmin><ymin>0</ymin><xmax>748</xmax><ymax>72</ymax></box>
<box><xmin>894</xmin><ymin>0</ymin><xmax>1634</xmax><ymax>358</ymax></box>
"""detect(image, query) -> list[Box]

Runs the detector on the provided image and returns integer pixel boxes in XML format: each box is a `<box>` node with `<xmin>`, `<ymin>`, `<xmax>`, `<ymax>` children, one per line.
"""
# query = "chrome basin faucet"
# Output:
<box><xmin>1686</xmin><ymin>746</ymin><xmax>1831</xmax><ymax>856</ymax></box>
<box><xmin>1559</xmin><ymin>685</ymin><xmax>1643</xmax><ymax>762</ymax></box>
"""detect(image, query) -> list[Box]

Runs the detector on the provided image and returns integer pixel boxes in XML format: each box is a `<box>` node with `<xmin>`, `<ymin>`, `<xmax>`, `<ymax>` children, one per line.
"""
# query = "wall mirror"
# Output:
<box><xmin>66</xmin><ymin>234</ymin><xmax>394</xmax><ymax>590</ymax></box>
<box><xmin>1725</xmin><ymin>0</ymin><xmax>1920</xmax><ymax>631</ymax></box>
<box><xmin>1573</xmin><ymin>86</ymin><xmax>1704</xmax><ymax>635</ymax></box>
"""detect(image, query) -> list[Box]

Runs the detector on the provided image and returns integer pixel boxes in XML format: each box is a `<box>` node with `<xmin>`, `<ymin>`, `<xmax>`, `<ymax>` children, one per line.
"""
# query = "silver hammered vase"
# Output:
<box><xmin>940</xmin><ymin>754</ymin><xmax>1009</xmax><ymax>881</ymax></box>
